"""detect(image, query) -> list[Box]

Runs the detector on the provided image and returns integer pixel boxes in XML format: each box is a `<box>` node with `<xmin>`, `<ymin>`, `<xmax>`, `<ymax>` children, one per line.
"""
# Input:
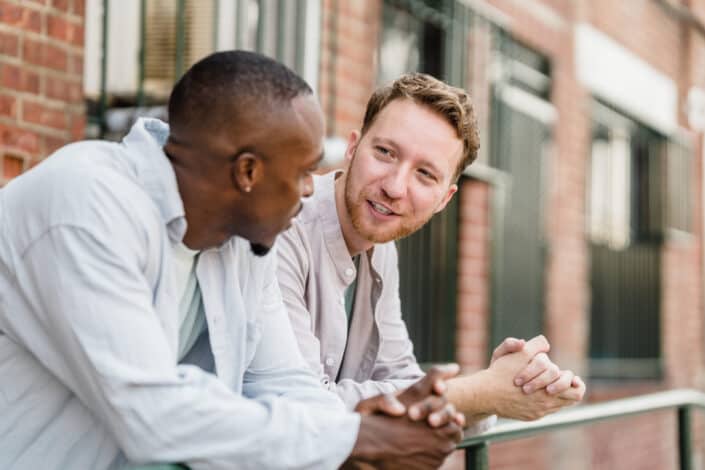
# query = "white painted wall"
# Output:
<box><xmin>575</xmin><ymin>23</ymin><xmax>677</xmax><ymax>135</ymax></box>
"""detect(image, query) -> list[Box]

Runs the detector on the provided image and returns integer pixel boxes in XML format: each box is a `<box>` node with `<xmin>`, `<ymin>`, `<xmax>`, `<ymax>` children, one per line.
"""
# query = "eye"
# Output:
<box><xmin>374</xmin><ymin>146</ymin><xmax>393</xmax><ymax>158</ymax></box>
<box><xmin>418</xmin><ymin>168</ymin><xmax>438</xmax><ymax>182</ymax></box>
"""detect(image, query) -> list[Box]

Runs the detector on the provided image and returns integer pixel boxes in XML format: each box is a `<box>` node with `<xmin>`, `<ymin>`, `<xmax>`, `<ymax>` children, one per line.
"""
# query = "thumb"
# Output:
<box><xmin>355</xmin><ymin>393</ymin><xmax>406</xmax><ymax>417</ymax></box>
<box><xmin>491</xmin><ymin>337</ymin><xmax>526</xmax><ymax>363</ymax></box>
<box><xmin>426</xmin><ymin>363</ymin><xmax>461</xmax><ymax>395</ymax></box>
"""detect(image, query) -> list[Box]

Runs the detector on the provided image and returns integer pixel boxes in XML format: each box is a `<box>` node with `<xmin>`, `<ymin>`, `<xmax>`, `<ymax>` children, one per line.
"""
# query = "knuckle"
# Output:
<box><xmin>534</xmin><ymin>353</ymin><xmax>548</xmax><ymax>367</ymax></box>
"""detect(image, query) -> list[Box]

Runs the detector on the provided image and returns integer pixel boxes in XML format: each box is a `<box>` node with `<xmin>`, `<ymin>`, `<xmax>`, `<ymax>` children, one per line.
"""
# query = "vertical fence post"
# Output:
<box><xmin>465</xmin><ymin>442</ymin><xmax>489</xmax><ymax>470</ymax></box>
<box><xmin>679</xmin><ymin>406</ymin><xmax>692</xmax><ymax>470</ymax></box>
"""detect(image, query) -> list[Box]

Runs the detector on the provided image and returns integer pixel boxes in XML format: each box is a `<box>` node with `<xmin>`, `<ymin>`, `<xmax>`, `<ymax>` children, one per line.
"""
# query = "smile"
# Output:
<box><xmin>368</xmin><ymin>200</ymin><xmax>396</xmax><ymax>216</ymax></box>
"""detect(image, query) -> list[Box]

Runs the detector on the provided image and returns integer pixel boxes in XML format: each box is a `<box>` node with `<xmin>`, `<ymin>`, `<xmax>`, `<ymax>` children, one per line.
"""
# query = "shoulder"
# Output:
<box><xmin>2</xmin><ymin>141</ymin><xmax>158</xmax><ymax>253</ymax></box>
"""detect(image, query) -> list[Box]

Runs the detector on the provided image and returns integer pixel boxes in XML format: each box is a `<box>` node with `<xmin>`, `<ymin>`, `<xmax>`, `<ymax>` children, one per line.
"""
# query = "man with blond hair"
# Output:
<box><xmin>277</xmin><ymin>73</ymin><xmax>585</xmax><ymax>428</ymax></box>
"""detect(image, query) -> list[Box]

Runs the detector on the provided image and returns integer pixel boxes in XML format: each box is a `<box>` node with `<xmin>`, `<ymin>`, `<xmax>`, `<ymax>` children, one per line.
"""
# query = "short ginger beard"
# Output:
<box><xmin>344</xmin><ymin>151</ymin><xmax>431</xmax><ymax>244</ymax></box>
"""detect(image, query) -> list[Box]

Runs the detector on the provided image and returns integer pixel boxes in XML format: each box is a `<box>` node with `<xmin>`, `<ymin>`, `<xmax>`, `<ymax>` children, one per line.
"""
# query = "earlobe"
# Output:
<box><xmin>232</xmin><ymin>152</ymin><xmax>261</xmax><ymax>194</ymax></box>
<box><xmin>435</xmin><ymin>184</ymin><xmax>458</xmax><ymax>213</ymax></box>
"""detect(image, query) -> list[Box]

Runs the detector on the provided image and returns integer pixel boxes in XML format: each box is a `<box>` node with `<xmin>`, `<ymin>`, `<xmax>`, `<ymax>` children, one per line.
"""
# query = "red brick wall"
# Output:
<box><xmin>319</xmin><ymin>1</ymin><xmax>705</xmax><ymax>469</ymax></box>
<box><xmin>456</xmin><ymin>179</ymin><xmax>492</xmax><ymax>372</ymax></box>
<box><xmin>481</xmin><ymin>0</ymin><xmax>705</xmax><ymax>469</ymax></box>
<box><xmin>318</xmin><ymin>0</ymin><xmax>380</xmax><ymax>139</ymax></box>
<box><xmin>0</xmin><ymin>0</ymin><xmax>84</xmax><ymax>185</ymax></box>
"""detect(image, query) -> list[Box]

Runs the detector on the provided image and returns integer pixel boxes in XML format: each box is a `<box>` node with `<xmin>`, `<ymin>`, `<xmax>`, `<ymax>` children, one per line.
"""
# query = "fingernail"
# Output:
<box><xmin>409</xmin><ymin>406</ymin><xmax>419</xmax><ymax>420</ymax></box>
<box><xmin>515</xmin><ymin>378</ymin><xmax>524</xmax><ymax>386</ymax></box>
<box><xmin>547</xmin><ymin>385</ymin><xmax>555</xmax><ymax>394</ymax></box>
<box><xmin>523</xmin><ymin>384</ymin><xmax>533</xmax><ymax>393</ymax></box>
<box><xmin>429</xmin><ymin>414</ymin><xmax>440</xmax><ymax>426</ymax></box>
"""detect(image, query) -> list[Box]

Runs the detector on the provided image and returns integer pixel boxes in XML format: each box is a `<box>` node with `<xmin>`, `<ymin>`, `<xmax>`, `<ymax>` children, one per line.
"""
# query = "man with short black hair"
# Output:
<box><xmin>0</xmin><ymin>52</ymin><xmax>462</xmax><ymax>469</ymax></box>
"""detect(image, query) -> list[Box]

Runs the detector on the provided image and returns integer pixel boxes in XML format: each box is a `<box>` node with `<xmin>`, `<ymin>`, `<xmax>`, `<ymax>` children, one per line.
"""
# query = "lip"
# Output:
<box><xmin>367</xmin><ymin>200</ymin><xmax>398</xmax><ymax>220</ymax></box>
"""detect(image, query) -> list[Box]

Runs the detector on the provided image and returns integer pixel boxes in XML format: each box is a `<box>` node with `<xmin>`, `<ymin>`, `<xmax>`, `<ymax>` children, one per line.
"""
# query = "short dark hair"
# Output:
<box><xmin>168</xmin><ymin>50</ymin><xmax>312</xmax><ymax>134</ymax></box>
<box><xmin>362</xmin><ymin>73</ymin><xmax>480</xmax><ymax>180</ymax></box>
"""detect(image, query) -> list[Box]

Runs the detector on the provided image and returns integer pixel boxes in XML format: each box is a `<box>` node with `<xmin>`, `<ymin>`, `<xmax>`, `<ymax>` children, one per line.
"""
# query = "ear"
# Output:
<box><xmin>344</xmin><ymin>130</ymin><xmax>361</xmax><ymax>163</ymax></box>
<box><xmin>433</xmin><ymin>183</ymin><xmax>458</xmax><ymax>214</ymax></box>
<box><xmin>231</xmin><ymin>152</ymin><xmax>263</xmax><ymax>194</ymax></box>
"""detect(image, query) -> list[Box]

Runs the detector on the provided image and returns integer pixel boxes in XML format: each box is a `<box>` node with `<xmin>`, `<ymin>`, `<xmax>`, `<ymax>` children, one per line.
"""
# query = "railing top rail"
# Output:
<box><xmin>459</xmin><ymin>388</ymin><xmax>705</xmax><ymax>448</ymax></box>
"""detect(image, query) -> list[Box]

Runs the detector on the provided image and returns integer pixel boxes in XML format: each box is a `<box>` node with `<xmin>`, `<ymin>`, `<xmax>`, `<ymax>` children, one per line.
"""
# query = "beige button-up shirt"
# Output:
<box><xmin>277</xmin><ymin>172</ymin><xmax>424</xmax><ymax>408</ymax></box>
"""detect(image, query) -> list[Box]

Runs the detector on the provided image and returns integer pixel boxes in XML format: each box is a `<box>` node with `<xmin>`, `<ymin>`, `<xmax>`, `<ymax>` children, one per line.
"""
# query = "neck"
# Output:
<box><xmin>334</xmin><ymin>172</ymin><xmax>374</xmax><ymax>257</ymax></box>
<box><xmin>171</xmin><ymin>160</ymin><xmax>232</xmax><ymax>250</ymax></box>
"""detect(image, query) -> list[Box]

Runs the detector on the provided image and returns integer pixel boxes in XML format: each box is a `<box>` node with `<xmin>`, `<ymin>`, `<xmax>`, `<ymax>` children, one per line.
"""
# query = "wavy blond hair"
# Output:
<box><xmin>361</xmin><ymin>73</ymin><xmax>480</xmax><ymax>180</ymax></box>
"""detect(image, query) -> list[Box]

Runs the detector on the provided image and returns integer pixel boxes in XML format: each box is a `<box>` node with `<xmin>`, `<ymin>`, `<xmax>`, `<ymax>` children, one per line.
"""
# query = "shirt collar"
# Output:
<box><xmin>312</xmin><ymin>171</ymin><xmax>385</xmax><ymax>283</ymax></box>
<box><xmin>121</xmin><ymin>117</ymin><xmax>187</xmax><ymax>243</ymax></box>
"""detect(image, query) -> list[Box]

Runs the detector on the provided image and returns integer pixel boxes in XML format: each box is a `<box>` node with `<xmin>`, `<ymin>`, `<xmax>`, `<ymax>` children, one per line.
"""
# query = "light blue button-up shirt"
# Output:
<box><xmin>0</xmin><ymin>118</ymin><xmax>359</xmax><ymax>469</ymax></box>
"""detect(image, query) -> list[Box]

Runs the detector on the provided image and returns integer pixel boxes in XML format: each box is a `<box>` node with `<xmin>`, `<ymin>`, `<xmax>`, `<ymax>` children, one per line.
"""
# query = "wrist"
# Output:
<box><xmin>349</xmin><ymin>415</ymin><xmax>382</xmax><ymax>462</ymax></box>
<box><xmin>446</xmin><ymin>370</ymin><xmax>497</xmax><ymax>417</ymax></box>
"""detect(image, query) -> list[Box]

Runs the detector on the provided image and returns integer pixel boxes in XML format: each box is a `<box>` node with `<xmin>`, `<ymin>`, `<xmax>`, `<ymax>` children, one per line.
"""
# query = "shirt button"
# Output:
<box><xmin>325</xmin><ymin>357</ymin><xmax>335</xmax><ymax>367</ymax></box>
<box><xmin>344</xmin><ymin>268</ymin><xmax>354</xmax><ymax>277</ymax></box>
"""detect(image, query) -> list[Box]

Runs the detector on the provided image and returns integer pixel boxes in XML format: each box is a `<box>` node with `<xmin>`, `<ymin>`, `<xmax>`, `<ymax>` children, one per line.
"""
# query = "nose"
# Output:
<box><xmin>380</xmin><ymin>168</ymin><xmax>407</xmax><ymax>200</ymax></box>
<box><xmin>302</xmin><ymin>174</ymin><xmax>314</xmax><ymax>198</ymax></box>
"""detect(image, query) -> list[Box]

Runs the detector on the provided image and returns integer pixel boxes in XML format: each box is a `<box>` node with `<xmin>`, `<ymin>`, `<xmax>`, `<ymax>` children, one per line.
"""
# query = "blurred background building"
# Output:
<box><xmin>2</xmin><ymin>0</ymin><xmax>705</xmax><ymax>468</ymax></box>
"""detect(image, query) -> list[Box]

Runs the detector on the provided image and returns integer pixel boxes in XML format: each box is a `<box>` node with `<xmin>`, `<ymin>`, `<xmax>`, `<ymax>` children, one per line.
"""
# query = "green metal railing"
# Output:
<box><xmin>459</xmin><ymin>389</ymin><xmax>705</xmax><ymax>470</ymax></box>
<box><xmin>128</xmin><ymin>389</ymin><xmax>705</xmax><ymax>469</ymax></box>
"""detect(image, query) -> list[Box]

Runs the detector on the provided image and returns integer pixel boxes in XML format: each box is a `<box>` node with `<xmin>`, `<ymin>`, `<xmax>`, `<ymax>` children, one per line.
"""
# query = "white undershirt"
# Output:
<box><xmin>171</xmin><ymin>242</ymin><xmax>207</xmax><ymax>361</ymax></box>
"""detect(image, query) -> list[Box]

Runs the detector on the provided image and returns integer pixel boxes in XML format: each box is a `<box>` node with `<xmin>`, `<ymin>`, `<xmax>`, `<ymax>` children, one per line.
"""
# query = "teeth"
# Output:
<box><xmin>371</xmin><ymin>201</ymin><xmax>392</xmax><ymax>215</ymax></box>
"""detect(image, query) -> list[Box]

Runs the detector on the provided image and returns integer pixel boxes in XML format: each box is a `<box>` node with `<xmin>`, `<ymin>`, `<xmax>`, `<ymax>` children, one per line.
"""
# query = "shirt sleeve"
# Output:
<box><xmin>274</xmin><ymin>225</ymin><xmax>330</xmax><ymax>386</ymax></box>
<box><xmin>15</xmin><ymin>223</ymin><xmax>359</xmax><ymax>470</ymax></box>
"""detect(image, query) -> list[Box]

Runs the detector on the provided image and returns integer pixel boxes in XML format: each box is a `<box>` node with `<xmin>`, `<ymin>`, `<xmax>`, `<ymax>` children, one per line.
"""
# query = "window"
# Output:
<box><xmin>85</xmin><ymin>0</ymin><xmax>320</xmax><ymax>140</ymax></box>
<box><xmin>488</xmin><ymin>37</ymin><xmax>553</xmax><ymax>352</ymax></box>
<box><xmin>587</xmin><ymin>102</ymin><xmax>691</xmax><ymax>380</ymax></box>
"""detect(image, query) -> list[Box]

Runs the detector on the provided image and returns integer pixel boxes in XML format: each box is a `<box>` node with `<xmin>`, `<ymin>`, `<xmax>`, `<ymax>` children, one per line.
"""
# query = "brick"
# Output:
<box><xmin>22</xmin><ymin>100</ymin><xmax>68</xmax><ymax>130</ymax></box>
<box><xmin>24</xmin><ymin>7</ymin><xmax>41</xmax><ymax>33</ymax></box>
<box><xmin>44</xmin><ymin>75</ymin><xmax>82</xmax><ymax>102</ymax></box>
<box><xmin>23</xmin><ymin>38</ymin><xmax>68</xmax><ymax>71</ymax></box>
<box><xmin>51</xmin><ymin>0</ymin><xmax>70</xmax><ymax>12</ymax></box>
<box><xmin>44</xmin><ymin>42</ymin><xmax>68</xmax><ymax>71</ymax></box>
<box><xmin>41</xmin><ymin>134</ymin><xmax>65</xmax><ymax>155</ymax></box>
<box><xmin>71</xmin><ymin>23</ymin><xmax>83</xmax><ymax>46</ymax></box>
<box><xmin>0</xmin><ymin>2</ymin><xmax>23</xmax><ymax>27</ymax></box>
<box><xmin>47</xmin><ymin>14</ymin><xmax>69</xmax><ymax>41</ymax></box>
<box><xmin>0</xmin><ymin>3</ymin><xmax>43</xmax><ymax>33</ymax></box>
<box><xmin>0</xmin><ymin>30</ymin><xmax>19</xmax><ymax>57</ymax></box>
<box><xmin>67</xmin><ymin>52</ymin><xmax>82</xmax><ymax>75</ymax></box>
<box><xmin>22</xmin><ymin>37</ymin><xmax>43</xmax><ymax>66</ymax></box>
<box><xmin>0</xmin><ymin>93</ymin><xmax>16</xmax><ymax>117</ymax></box>
<box><xmin>48</xmin><ymin>14</ymin><xmax>82</xmax><ymax>45</ymax></box>
<box><xmin>0</xmin><ymin>123</ymin><xmax>40</xmax><ymax>154</ymax></box>
<box><xmin>0</xmin><ymin>64</ymin><xmax>40</xmax><ymax>94</ymax></box>
<box><xmin>2</xmin><ymin>153</ymin><xmax>24</xmax><ymax>179</ymax></box>
<box><xmin>69</xmin><ymin>112</ymin><xmax>84</xmax><ymax>140</ymax></box>
<box><xmin>73</xmin><ymin>0</ymin><xmax>84</xmax><ymax>17</ymax></box>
